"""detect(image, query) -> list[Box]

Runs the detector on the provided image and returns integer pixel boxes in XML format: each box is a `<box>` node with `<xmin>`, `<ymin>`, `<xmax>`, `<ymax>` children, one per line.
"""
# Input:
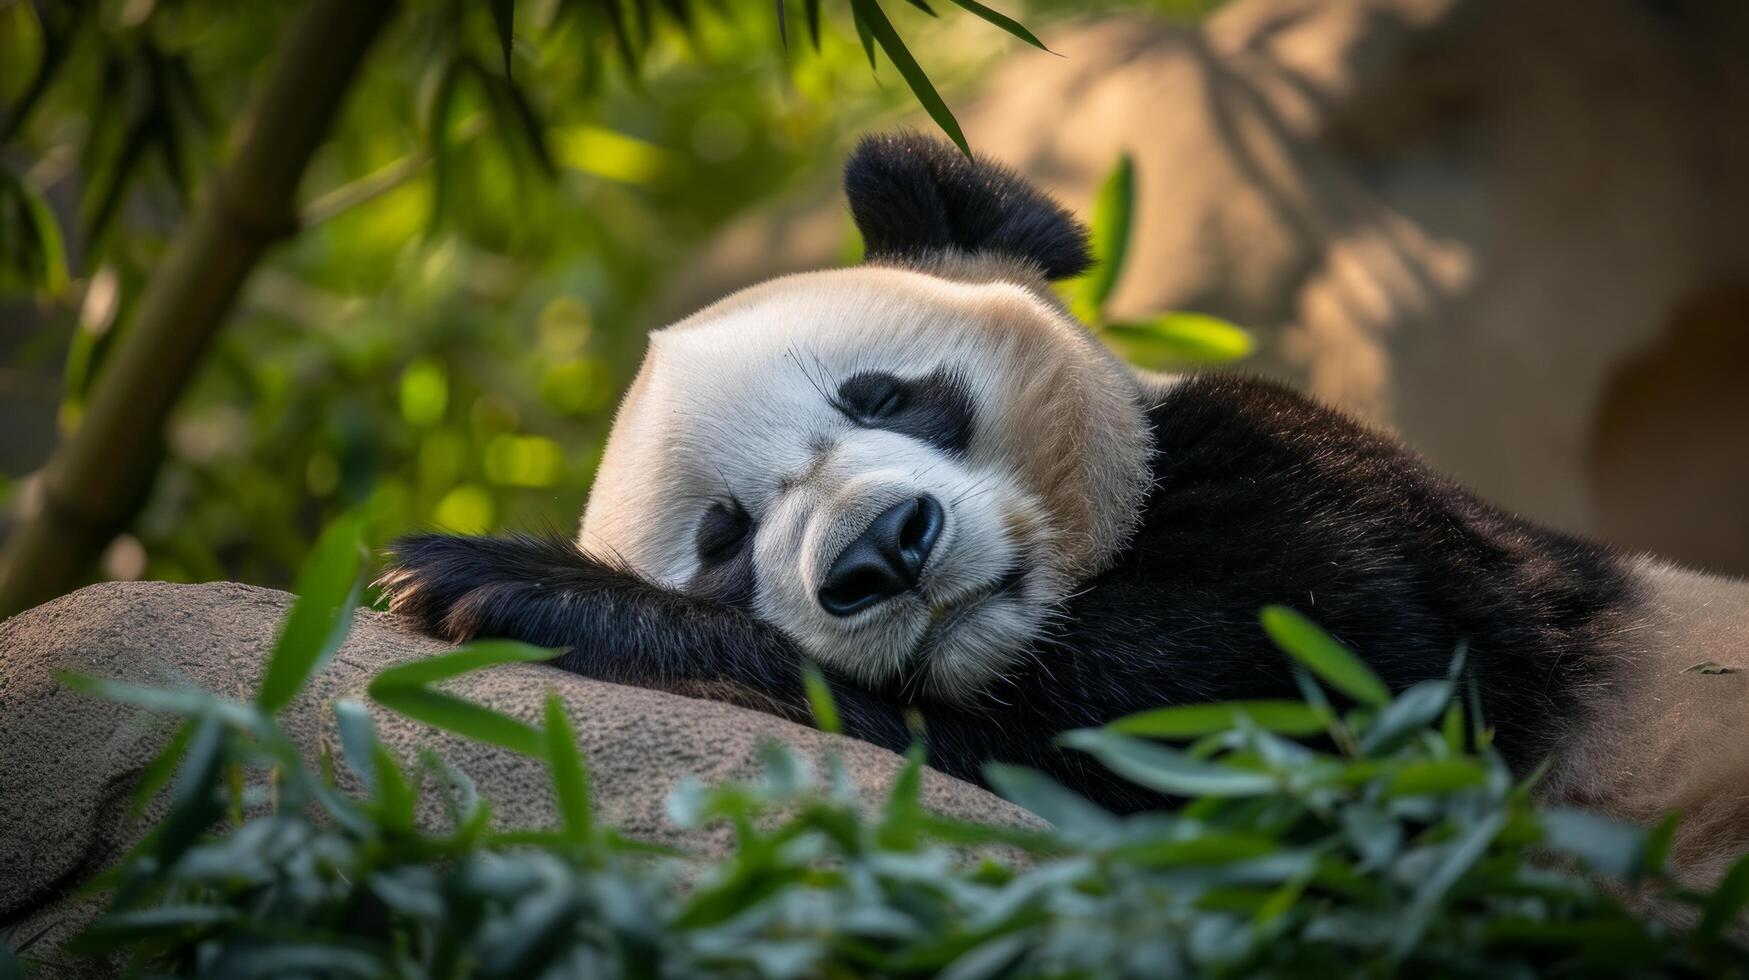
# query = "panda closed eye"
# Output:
<box><xmin>695</xmin><ymin>500</ymin><xmax>751</xmax><ymax>564</ymax></box>
<box><xmin>834</xmin><ymin>369</ymin><xmax>974</xmax><ymax>456</ymax></box>
<box><xmin>689</xmin><ymin>499</ymin><xmax>757</xmax><ymax>608</ymax></box>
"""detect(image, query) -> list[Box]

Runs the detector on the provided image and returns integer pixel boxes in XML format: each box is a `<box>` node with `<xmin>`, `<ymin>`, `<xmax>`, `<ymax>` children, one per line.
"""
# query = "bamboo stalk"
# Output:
<box><xmin>0</xmin><ymin>0</ymin><xmax>398</xmax><ymax>618</ymax></box>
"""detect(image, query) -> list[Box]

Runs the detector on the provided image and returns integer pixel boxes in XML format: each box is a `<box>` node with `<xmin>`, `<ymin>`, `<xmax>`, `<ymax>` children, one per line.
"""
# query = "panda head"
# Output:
<box><xmin>581</xmin><ymin>132</ymin><xmax>1154</xmax><ymax>700</ymax></box>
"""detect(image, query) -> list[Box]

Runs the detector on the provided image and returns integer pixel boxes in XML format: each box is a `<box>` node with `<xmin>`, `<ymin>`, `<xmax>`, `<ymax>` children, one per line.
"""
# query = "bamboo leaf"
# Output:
<box><xmin>852</xmin><ymin>5</ymin><xmax>878</xmax><ymax>73</ymax></box>
<box><xmin>1059</xmin><ymin>729</ymin><xmax>1278</xmax><ymax>797</ymax></box>
<box><xmin>501</xmin><ymin>76</ymin><xmax>556</xmax><ymax>178</ymax></box>
<box><xmin>369</xmin><ymin>685</ymin><xmax>546</xmax><ymax>757</ymax></box>
<box><xmin>372</xmin><ymin>741</ymin><xmax>415</xmax><ymax>829</ymax></box>
<box><xmin>1103</xmin><ymin>312</ymin><xmax>1255</xmax><ymax>366</ymax></box>
<box><xmin>1385</xmin><ymin>758</ymin><xmax>1488</xmax><ymax>797</ymax></box>
<box><xmin>939</xmin><ymin>0</ymin><xmax>1044</xmax><ymax>47</ymax></box>
<box><xmin>1699</xmin><ymin>851</ymin><xmax>1749</xmax><ymax>939</ymax></box>
<box><xmin>256</xmin><ymin>513</ymin><xmax>366</xmax><ymax>714</ymax></box>
<box><xmin>128</xmin><ymin>719</ymin><xmax>196</xmax><ymax>820</ymax></box>
<box><xmin>544</xmin><ymin>693</ymin><xmax>592</xmax><ymax>841</ymax></box>
<box><xmin>424</xmin><ymin>57</ymin><xmax>462</xmax><ymax>236</ymax></box>
<box><xmin>1359</xmin><ymin>679</ymin><xmax>1453</xmax><ymax>755</ymax></box>
<box><xmin>490</xmin><ymin>0</ymin><xmax>515</xmax><ymax>76</ymax></box>
<box><xmin>804</xmin><ymin>0</ymin><xmax>822</xmax><ymax>49</ymax></box>
<box><xmin>1541</xmin><ymin>808</ymin><xmax>1644</xmax><ymax>880</ymax></box>
<box><xmin>802</xmin><ymin>662</ymin><xmax>841</xmax><ymax>735</ymax></box>
<box><xmin>849</xmin><ymin>0</ymin><xmax>968</xmax><ymax>155</ymax></box>
<box><xmin>984</xmin><ymin>764</ymin><xmax>1117</xmax><ymax>835</ymax></box>
<box><xmin>368</xmin><ymin>640</ymin><xmax>557</xmax><ymax>690</ymax></box>
<box><xmin>1076</xmin><ymin>154</ymin><xmax>1133</xmax><ymax>318</ymax></box>
<box><xmin>600</xmin><ymin>0</ymin><xmax>640</xmax><ymax>72</ymax></box>
<box><xmin>1395</xmin><ymin>811</ymin><xmax>1506</xmax><ymax>956</ymax></box>
<box><xmin>0</xmin><ymin>166</ymin><xmax>68</xmax><ymax>294</ymax></box>
<box><xmin>1109</xmin><ymin>700</ymin><xmax>1326</xmax><ymax>739</ymax></box>
<box><xmin>1260</xmin><ymin>605</ymin><xmax>1390</xmax><ymax>708</ymax></box>
<box><xmin>334</xmin><ymin>699</ymin><xmax>380</xmax><ymax>792</ymax></box>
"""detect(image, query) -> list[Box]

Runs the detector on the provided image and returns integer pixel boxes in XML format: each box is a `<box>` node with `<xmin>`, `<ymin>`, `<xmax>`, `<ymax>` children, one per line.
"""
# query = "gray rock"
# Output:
<box><xmin>0</xmin><ymin>581</ymin><xmax>1039</xmax><ymax>963</ymax></box>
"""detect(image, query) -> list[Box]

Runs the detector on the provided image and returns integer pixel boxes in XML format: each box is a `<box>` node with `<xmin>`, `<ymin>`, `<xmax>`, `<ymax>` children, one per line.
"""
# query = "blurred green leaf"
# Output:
<box><xmin>1359</xmin><ymin>679</ymin><xmax>1452</xmax><ymax>755</ymax></box>
<box><xmin>370</xmin><ymin>685</ymin><xmax>546</xmax><ymax>756</ymax></box>
<box><xmin>369</xmin><ymin>639</ymin><xmax>558</xmax><ymax>690</ymax></box>
<box><xmin>1260</xmin><ymin>606</ymin><xmax>1391</xmax><ymax>708</ymax></box>
<box><xmin>1104</xmin><ymin>313</ymin><xmax>1255</xmax><ymax>366</ymax></box>
<box><xmin>128</xmin><ymin>719</ymin><xmax>196</xmax><ymax>820</ymax></box>
<box><xmin>256</xmin><ymin>513</ymin><xmax>366</xmax><ymax>714</ymax></box>
<box><xmin>1386</xmin><ymin>758</ymin><xmax>1487</xmax><ymax>797</ymax></box>
<box><xmin>1109</xmin><ymin>700</ymin><xmax>1325</xmax><ymax>739</ymax></box>
<box><xmin>491</xmin><ymin>0</ymin><xmax>516</xmax><ymax>76</ymax></box>
<box><xmin>1700</xmin><ymin>851</ymin><xmax>1749</xmax><ymax>940</ymax></box>
<box><xmin>1396</xmin><ymin>810</ymin><xmax>1506</xmax><ymax>956</ymax></box>
<box><xmin>1060</xmin><ymin>729</ymin><xmax>1277</xmax><ymax>797</ymax></box>
<box><xmin>1542</xmin><ymin>808</ymin><xmax>1645</xmax><ymax>881</ymax></box>
<box><xmin>368</xmin><ymin>640</ymin><xmax>557</xmax><ymax>755</ymax></box>
<box><xmin>335</xmin><ymin>699</ymin><xmax>380</xmax><ymax>792</ymax></box>
<box><xmin>984</xmin><ymin>764</ymin><xmax>1117</xmax><ymax>834</ymax></box>
<box><xmin>804</xmin><ymin>0</ymin><xmax>823</xmax><ymax>49</ymax></box>
<box><xmin>1641</xmin><ymin>810</ymin><xmax>1680</xmax><ymax>880</ymax></box>
<box><xmin>802</xmin><ymin>661</ymin><xmax>841</xmax><ymax>735</ymax></box>
<box><xmin>0</xmin><ymin>165</ymin><xmax>68</xmax><ymax>295</ymax></box>
<box><xmin>1076</xmin><ymin>153</ymin><xmax>1133</xmax><ymax>318</ymax></box>
<box><xmin>544</xmin><ymin>692</ymin><xmax>592</xmax><ymax>841</ymax></box>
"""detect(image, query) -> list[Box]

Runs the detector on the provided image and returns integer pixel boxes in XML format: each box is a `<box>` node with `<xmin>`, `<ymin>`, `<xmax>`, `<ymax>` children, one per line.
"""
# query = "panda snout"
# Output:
<box><xmin>816</xmin><ymin>495</ymin><xmax>943</xmax><ymax>616</ymax></box>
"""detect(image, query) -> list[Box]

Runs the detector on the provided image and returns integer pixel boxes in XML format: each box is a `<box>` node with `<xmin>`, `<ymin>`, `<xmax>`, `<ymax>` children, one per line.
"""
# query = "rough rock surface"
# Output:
<box><xmin>0</xmin><ymin>581</ymin><xmax>1038</xmax><ymax>958</ymax></box>
<box><xmin>674</xmin><ymin>0</ymin><xmax>1749</xmax><ymax>576</ymax></box>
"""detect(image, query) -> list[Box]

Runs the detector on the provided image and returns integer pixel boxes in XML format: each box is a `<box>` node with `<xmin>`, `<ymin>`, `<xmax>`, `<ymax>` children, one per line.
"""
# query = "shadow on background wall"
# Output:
<box><xmin>675</xmin><ymin>0</ymin><xmax>1749</xmax><ymax>576</ymax></box>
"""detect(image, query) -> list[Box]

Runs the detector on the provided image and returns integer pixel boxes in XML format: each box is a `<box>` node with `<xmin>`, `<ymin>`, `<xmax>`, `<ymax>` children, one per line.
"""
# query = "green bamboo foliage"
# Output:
<box><xmin>0</xmin><ymin>0</ymin><xmax>1048</xmax><ymax>616</ymax></box>
<box><xmin>38</xmin><ymin>516</ymin><xmax>1749</xmax><ymax>976</ymax></box>
<box><xmin>1068</xmin><ymin>153</ymin><xmax>1257</xmax><ymax>370</ymax></box>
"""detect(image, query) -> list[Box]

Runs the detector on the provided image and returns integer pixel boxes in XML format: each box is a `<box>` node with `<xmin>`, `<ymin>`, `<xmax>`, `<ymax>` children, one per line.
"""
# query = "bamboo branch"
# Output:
<box><xmin>0</xmin><ymin>0</ymin><xmax>398</xmax><ymax>618</ymax></box>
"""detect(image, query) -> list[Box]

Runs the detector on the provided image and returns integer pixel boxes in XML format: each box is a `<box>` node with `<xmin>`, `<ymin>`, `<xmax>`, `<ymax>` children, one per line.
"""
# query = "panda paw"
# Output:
<box><xmin>376</xmin><ymin>534</ymin><xmax>507</xmax><ymax>642</ymax></box>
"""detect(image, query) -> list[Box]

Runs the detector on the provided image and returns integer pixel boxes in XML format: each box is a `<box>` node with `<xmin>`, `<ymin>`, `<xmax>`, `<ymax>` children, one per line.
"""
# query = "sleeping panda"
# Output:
<box><xmin>382</xmin><ymin>132</ymin><xmax>1749</xmax><ymax>869</ymax></box>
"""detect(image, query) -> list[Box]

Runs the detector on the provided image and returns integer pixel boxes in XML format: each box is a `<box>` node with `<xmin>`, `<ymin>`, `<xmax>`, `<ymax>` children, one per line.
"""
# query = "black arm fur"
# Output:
<box><xmin>381</xmin><ymin>375</ymin><xmax>1637</xmax><ymax>814</ymax></box>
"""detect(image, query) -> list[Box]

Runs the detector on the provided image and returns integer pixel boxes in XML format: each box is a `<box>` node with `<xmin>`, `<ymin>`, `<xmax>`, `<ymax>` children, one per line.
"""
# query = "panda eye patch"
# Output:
<box><xmin>836</xmin><ymin>369</ymin><xmax>974</xmax><ymax>456</ymax></box>
<box><xmin>837</xmin><ymin>373</ymin><xmax>906</xmax><ymax>420</ymax></box>
<box><xmin>696</xmin><ymin>500</ymin><xmax>751</xmax><ymax>563</ymax></box>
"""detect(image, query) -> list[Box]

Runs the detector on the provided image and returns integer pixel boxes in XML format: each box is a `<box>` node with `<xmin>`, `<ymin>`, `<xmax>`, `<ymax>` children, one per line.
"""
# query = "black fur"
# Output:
<box><xmin>835</xmin><ymin>369</ymin><xmax>975</xmax><ymax>456</ymax></box>
<box><xmin>843</xmin><ymin>131</ymin><xmax>1094</xmax><ymax>280</ymax></box>
<box><xmin>382</xmin><ymin>374</ymin><xmax>1637</xmax><ymax>814</ymax></box>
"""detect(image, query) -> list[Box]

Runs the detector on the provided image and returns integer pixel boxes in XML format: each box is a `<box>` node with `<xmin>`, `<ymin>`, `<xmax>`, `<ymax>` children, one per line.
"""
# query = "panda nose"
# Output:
<box><xmin>818</xmin><ymin>495</ymin><xmax>944</xmax><ymax>616</ymax></box>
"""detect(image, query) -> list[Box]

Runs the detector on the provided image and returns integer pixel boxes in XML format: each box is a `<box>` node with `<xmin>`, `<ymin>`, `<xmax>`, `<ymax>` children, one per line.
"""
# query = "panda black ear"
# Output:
<box><xmin>843</xmin><ymin>131</ymin><xmax>1093</xmax><ymax>281</ymax></box>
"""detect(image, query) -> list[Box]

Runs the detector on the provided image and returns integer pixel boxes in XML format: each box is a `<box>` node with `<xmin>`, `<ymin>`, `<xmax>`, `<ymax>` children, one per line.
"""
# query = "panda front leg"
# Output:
<box><xmin>377</xmin><ymin>533</ymin><xmax>912</xmax><ymax>749</ymax></box>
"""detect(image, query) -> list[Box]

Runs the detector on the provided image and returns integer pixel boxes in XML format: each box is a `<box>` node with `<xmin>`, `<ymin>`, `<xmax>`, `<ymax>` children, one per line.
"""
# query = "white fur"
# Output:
<box><xmin>581</xmin><ymin>263</ymin><xmax>1152</xmax><ymax>699</ymax></box>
